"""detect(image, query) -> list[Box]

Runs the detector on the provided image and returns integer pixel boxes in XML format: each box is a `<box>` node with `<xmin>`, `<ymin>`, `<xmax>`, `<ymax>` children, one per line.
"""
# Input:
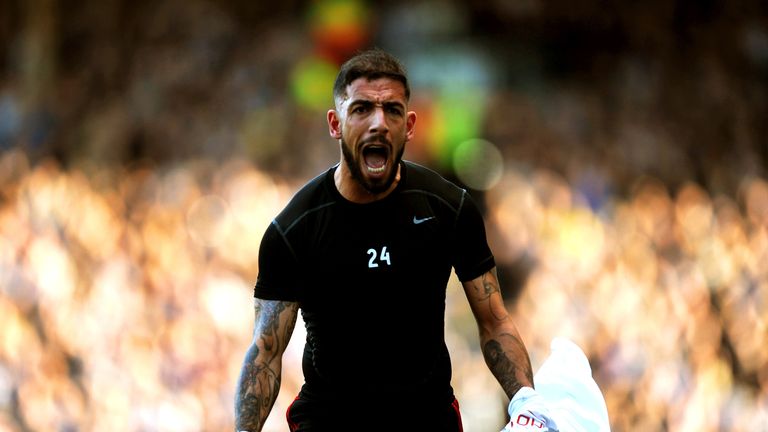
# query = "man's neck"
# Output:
<box><xmin>334</xmin><ymin>162</ymin><xmax>401</xmax><ymax>204</ymax></box>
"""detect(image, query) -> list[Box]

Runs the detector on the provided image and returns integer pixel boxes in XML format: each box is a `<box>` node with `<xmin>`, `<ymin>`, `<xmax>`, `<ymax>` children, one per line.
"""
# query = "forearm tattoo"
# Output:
<box><xmin>483</xmin><ymin>334</ymin><xmax>534</xmax><ymax>398</ymax></box>
<box><xmin>235</xmin><ymin>344</ymin><xmax>279</xmax><ymax>430</ymax></box>
<box><xmin>235</xmin><ymin>300</ymin><xmax>297</xmax><ymax>431</ymax></box>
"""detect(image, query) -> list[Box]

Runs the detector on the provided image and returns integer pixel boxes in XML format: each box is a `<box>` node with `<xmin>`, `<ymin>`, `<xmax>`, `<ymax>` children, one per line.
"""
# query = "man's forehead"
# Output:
<box><xmin>341</xmin><ymin>77</ymin><xmax>408</xmax><ymax>103</ymax></box>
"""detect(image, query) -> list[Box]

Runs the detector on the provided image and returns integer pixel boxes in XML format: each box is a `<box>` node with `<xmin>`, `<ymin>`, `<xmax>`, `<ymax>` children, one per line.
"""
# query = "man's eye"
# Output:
<box><xmin>353</xmin><ymin>106</ymin><xmax>368</xmax><ymax>113</ymax></box>
<box><xmin>387</xmin><ymin>107</ymin><xmax>403</xmax><ymax>115</ymax></box>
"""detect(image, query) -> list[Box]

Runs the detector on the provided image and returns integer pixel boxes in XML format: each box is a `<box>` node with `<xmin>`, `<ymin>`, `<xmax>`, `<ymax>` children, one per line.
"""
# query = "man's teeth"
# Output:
<box><xmin>367</xmin><ymin>165</ymin><xmax>385</xmax><ymax>173</ymax></box>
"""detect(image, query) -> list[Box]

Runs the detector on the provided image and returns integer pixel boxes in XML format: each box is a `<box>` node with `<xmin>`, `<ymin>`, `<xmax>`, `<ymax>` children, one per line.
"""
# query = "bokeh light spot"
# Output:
<box><xmin>307</xmin><ymin>0</ymin><xmax>370</xmax><ymax>60</ymax></box>
<box><xmin>290</xmin><ymin>56</ymin><xmax>337</xmax><ymax>112</ymax></box>
<box><xmin>452</xmin><ymin>138</ymin><xmax>504</xmax><ymax>190</ymax></box>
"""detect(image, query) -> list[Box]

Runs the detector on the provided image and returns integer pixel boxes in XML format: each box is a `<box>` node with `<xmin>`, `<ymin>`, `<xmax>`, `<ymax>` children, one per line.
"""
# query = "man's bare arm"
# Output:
<box><xmin>235</xmin><ymin>298</ymin><xmax>299</xmax><ymax>431</ymax></box>
<box><xmin>462</xmin><ymin>267</ymin><xmax>534</xmax><ymax>399</ymax></box>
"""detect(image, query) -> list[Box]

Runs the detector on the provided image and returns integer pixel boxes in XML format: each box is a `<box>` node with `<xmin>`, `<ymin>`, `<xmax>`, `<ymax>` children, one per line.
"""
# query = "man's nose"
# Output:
<box><xmin>369</xmin><ymin>107</ymin><xmax>389</xmax><ymax>134</ymax></box>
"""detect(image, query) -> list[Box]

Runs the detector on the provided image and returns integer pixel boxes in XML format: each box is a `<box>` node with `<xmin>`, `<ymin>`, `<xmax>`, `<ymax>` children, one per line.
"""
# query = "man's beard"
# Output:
<box><xmin>341</xmin><ymin>136</ymin><xmax>404</xmax><ymax>194</ymax></box>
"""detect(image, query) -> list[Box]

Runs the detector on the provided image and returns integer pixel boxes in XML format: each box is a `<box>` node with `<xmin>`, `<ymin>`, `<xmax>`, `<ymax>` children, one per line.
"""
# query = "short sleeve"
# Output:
<box><xmin>451</xmin><ymin>191</ymin><xmax>495</xmax><ymax>282</ymax></box>
<box><xmin>253</xmin><ymin>221</ymin><xmax>301</xmax><ymax>301</ymax></box>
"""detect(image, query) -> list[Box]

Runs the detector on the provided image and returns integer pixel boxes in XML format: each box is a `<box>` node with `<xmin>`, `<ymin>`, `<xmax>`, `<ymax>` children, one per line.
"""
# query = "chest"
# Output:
<box><xmin>290</xmin><ymin>194</ymin><xmax>455</xmax><ymax>310</ymax></box>
<box><xmin>315</xmin><ymin>197</ymin><xmax>449</xmax><ymax>275</ymax></box>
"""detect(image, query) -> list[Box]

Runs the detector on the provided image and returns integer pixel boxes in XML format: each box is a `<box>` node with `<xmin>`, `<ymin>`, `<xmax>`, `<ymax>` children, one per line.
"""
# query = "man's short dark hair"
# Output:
<box><xmin>333</xmin><ymin>48</ymin><xmax>410</xmax><ymax>102</ymax></box>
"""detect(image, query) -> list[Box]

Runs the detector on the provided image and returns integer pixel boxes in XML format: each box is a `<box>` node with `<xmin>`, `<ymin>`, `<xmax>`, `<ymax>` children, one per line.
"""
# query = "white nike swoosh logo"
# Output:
<box><xmin>413</xmin><ymin>216</ymin><xmax>435</xmax><ymax>224</ymax></box>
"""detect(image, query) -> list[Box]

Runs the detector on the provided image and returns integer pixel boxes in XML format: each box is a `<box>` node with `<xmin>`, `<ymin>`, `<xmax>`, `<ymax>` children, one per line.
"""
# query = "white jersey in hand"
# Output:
<box><xmin>532</xmin><ymin>337</ymin><xmax>611</xmax><ymax>432</ymax></box>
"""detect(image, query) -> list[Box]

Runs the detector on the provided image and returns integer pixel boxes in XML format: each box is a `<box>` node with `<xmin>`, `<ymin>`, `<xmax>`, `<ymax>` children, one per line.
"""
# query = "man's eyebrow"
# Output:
<box><xmin>382</xmin><ymin>101</ymin><xmax>405</xmax><ymax>109</ymax></box>
<box><xmin>348</xmin><ymin>99</ymin><xmax>373</xmax><ymax>107</ymax></box>
<box><xmin>348</xmin><ymin>99</ymin><xmax>405</xmax><ymax>109</ymax></box>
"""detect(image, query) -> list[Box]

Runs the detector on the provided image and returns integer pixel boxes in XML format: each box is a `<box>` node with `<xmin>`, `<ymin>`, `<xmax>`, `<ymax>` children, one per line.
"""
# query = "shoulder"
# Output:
<box><xmin>401</xmin><ymin>161</ymin><xmax>467</xmax><ymax>212</ymax></box>
<box><xmin>273</xmin><ymin>167</ymin><xmax>337</xmax><ymax>233</ymax></box>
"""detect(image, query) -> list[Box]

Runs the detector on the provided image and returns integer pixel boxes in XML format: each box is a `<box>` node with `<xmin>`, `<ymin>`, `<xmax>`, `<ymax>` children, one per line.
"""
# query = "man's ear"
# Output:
<box><xmin>405</xmin><ymin>111</ymin><xmax>417</xmax><ymax>142</ymax></box>
<box><xmin>328</xmin><ymin>109</ymin><xmax>342</xmax><ymax>139</ymax></box>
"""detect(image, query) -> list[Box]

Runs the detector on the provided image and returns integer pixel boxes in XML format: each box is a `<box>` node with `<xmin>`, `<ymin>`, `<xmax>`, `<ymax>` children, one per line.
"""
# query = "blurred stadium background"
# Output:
<box><xmin>1</xmin><ymin>0</ymin><xmax>767</xmax><ymax>430</ymax></box>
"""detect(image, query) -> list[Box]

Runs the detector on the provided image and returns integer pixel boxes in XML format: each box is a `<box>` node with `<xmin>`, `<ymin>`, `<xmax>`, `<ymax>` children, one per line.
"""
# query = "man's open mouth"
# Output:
<box><xmin>363</xmin><ymin>145</ymin><xmax>389</xmax><ymax>174</ymax></box>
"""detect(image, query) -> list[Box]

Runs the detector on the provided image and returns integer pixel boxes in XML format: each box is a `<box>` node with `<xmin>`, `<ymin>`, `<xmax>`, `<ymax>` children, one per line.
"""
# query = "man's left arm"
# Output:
<box><xmin>461</xmin><ymin>266</ymin><xmax>534</xmax><ymax>399</ymax></box>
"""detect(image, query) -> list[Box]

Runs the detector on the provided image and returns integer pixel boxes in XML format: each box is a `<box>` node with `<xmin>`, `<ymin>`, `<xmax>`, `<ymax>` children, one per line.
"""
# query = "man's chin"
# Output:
<box><xmin>361</xmin><ymin>178</ymin><xmax>391</xmax><ymax>194</ymax></box>
<box><xmin>360</xmin><ymin>169</ymin><xmax>395</xmax><ymax>193</ymax></box>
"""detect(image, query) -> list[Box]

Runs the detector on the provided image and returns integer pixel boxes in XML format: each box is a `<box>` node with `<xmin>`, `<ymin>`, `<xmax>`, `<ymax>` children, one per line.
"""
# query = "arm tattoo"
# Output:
<box><xmin>465</xmin><ymin>268</ymin><xmax>534</xmax><ymax>398</ymax></box>
<box><xmin>235</xmin><ymin>300</ymin><xmax>297</xmax><ymax>431</ymax></box>
<box><xmin>483</xmin><ymin>333</ymin><xmax>534</xmax><ymax>399</ymax></box>
<box><xmin>235</xmin><ymin>344</ymin><xmax>280</xmax><ymax>429</ymax></box>
<box><xmin>473</xmin><ymin>270</ymin><xmax>499</xmax><ymax>299</ymax></box>
<box><xmin>469</xmin><ymin>269</ymin><xmax>505</xmax><ymax>321</ymax></box>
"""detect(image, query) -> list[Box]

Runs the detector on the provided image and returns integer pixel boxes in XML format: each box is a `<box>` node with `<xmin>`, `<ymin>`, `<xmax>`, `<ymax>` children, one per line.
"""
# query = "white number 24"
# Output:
<box><xmin>367</xmin><ymin>246</ymin><xmax>391</xmax><ymax>268</ymax></box>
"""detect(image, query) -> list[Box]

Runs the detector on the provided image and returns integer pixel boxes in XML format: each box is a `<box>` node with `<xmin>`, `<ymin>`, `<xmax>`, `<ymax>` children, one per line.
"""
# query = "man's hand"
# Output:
<box><xmin>500</xmin><ymin>387</ymin><xmax>559</xmax><ymax>432</ymax></box>
<box><xmin>501</xmin><ymin>411</ymin><xmax>557</xmax><ymax>431</ymax></box>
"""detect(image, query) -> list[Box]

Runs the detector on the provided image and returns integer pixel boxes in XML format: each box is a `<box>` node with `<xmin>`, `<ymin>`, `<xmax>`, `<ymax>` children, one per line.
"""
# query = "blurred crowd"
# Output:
<box><xmin>0</xmin><ymin>149</ymin><xmax>295</xmax><ymax>430</ymax></box>
<box><xmin>1</xmin><ymin>144</ymin><xmax>767</xmax><ymax>431</ymax></box>
<box><xmin>1</xmin><ymin>0</ymin><xmax>768</xmax><ymax>431</ymax></box>
<box><xmin>486</xmin><ymin>168</ymin><xmax>768</xmax><ymax>431</ymax></box>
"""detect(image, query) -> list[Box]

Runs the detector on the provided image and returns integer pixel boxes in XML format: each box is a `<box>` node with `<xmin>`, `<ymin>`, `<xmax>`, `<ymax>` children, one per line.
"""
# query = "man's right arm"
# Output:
<box><xmin>235</xmin><ymin>298</ymin><xmax>299</xmax><ymax>431</ymax></box>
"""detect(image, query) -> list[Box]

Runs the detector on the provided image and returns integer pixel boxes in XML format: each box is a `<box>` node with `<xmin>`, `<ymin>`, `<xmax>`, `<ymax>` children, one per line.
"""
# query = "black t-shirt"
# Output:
<box><xmin>254</xmin><ymin>161</ymin><xmax>495</xmax><ymax>406</ymax></box>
